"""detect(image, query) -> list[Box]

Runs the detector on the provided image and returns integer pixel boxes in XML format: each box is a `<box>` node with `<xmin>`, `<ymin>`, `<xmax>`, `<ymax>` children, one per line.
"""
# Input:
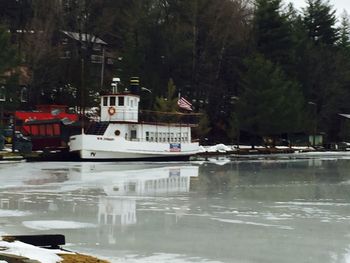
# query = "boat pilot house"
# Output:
<box><xmin>69</xmin><ymin>78</ymin><xmax>200</xmax><ymax>160</ymax></box>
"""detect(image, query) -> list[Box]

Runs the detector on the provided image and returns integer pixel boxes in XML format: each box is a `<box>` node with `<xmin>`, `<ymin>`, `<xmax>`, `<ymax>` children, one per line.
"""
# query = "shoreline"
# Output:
<box><xmin>1</xmin><ymin>144</ymin><xmax>350</xmax><ymax>162</ymax></box>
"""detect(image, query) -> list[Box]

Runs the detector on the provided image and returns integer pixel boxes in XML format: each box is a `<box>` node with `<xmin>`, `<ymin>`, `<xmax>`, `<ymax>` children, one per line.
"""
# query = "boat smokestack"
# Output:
<box><xmin>129</xmin><ymin>77</ymin><xmax>140</xmax><ymax>94</ymax></box>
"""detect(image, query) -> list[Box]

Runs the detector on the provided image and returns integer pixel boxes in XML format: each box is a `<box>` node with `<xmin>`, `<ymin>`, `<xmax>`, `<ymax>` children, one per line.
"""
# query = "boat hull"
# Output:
<box><xmin>69</xmin><ymin>134</ymin><xmax>199</xmax><ymax>161</ymax></box>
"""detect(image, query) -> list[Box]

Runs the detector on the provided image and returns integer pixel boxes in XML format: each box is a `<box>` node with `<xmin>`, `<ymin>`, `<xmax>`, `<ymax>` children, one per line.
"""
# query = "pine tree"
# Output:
<box><xmin>338</xmin><ymin>11</ymin><xmax>350</xmax><ymax>49</ymax></box>
<box><xmin>253</xmin><ymin>0</ymin><xmax>295</xmax><ymax>69</ymax></box>
<box><xmin>238</xmin><ymin>54</ymin><xmax>305</xmax><ymax>143</ymax></box>
<box><xmin>303</xmin><ymin>0</ymin><xmax>339</xmax><ymax>46</ymax></box>
<box><xmin>153</xmin><ymin>78</ymin><xmax>179</xmax><ymax>122</ymax></box>
<box><xmin>299</xmin><ymin>0</ymin><xmax>345</xmax><ymax>140</ymax></box>
<box><xmin>154</xmin><ymin>78</ymin><xmax>178</xmax><ymax>113</ymax></box>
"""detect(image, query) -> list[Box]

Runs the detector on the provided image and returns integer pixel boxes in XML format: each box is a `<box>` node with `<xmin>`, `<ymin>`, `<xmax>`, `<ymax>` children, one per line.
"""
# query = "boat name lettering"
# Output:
<box><xmin>97</xmin><ymin>137</ymin><xmax>115</xmax><ymax>141</ymax></box>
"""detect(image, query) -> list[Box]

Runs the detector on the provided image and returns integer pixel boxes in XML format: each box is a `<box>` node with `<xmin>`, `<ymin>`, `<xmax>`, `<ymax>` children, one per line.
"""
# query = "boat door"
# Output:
<box><xmin>130</xmin><ymin>129</ymin><xmax>137</xmax><ymax>141</ymax></box>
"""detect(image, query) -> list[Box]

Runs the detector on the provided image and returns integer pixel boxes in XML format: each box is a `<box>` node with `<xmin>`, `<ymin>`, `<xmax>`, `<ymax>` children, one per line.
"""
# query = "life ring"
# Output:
<box><xmin>108</xmin><ymin>107</ymin><xmax>116</xmax><ymax>116</ymax></box>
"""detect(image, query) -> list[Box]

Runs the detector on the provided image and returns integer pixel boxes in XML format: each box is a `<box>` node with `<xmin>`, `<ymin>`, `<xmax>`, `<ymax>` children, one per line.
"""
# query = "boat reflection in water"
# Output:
<box><xmin>0</xmin><ymin>162</ymin><xmax>199</xmax><ymax>249</ymax></box>
<box><xmin>90</xmin><ymin>164</ymin><xmax>198</xmax><ymax>244</ymax></box>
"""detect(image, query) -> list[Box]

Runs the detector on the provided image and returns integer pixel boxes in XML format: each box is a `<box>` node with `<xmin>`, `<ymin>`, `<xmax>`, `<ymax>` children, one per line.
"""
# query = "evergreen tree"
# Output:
<box><xmin>338</xmin><ymin>11</ymin><xmax>350</xmax><ymax>49</ymax></box>
<box><xmin>253</xmin><ymin>0</ymin><xmax>295</xmax><ymax>69</ymax></box>
<box><xmin>154</xmin><ymin>78</ymin><xmax>179</xmax><ymax>122</ymax></box>
<box><xmin>303</xmin><ymin>0</ymin><xmax>339</xmax><ymax>46</ymax></box>
<box><xmin>154</xmin><ymin>78</ymin><xmax>178</xmax><ymax>113</ymax></box>
<box><xmin>299</xmin><ymin>0</ymin><xmax>345</xmax><ymax>140</ymax></box>
<box><xmin>238</xmin><ymin>54</ymin><xmax>305</xmax><ymax>144</ymax></box>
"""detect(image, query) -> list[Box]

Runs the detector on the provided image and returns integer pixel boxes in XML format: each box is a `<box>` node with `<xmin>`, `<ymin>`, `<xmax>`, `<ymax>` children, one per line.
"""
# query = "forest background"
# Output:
<box><xmin>0</xmin><ymin>0</ymin><xmax>350</xmax><ymax>146</ymax></box>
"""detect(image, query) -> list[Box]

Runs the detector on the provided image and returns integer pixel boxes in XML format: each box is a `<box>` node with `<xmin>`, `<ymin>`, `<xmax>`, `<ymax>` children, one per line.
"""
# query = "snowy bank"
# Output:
<box><xmin>0</xmin><ymin>240</ymin><xmax>63</xmax><ymax>263</ymax></box>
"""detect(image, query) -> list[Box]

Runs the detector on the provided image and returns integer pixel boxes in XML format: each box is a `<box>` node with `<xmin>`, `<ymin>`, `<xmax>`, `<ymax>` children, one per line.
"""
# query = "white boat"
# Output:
<box><xmin>69</xmin><ymin>78</ymin><xmax>200</xmax><ymax>160</ymax></box>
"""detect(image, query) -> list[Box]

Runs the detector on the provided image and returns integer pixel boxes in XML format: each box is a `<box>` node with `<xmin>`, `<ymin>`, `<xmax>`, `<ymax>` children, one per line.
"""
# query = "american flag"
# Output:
<box><xmin>177</xmin><ymin>97</ymin><xmax>192</xmax><ymax>111</ymax></box>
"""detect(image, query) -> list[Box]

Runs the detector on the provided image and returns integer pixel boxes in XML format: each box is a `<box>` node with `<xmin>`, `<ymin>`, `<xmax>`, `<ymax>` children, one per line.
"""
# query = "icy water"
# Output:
<box><xmin>0</xmin><ymin>155</ymin><xmax>350</xmax><ymax>263</ymax></box>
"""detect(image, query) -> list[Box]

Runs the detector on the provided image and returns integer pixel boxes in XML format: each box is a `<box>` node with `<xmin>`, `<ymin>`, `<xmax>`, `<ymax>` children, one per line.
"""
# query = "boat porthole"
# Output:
<box><xmin>115</xmin><ymin>130</ymin><xmax>120</xmax><ymax>136</ymax></box>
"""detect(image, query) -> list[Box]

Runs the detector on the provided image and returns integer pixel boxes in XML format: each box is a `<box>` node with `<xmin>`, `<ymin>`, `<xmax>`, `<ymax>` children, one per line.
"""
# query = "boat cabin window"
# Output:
<box><xmin>47</xmin><ymin>125</ymin><xmax>53</xmax><ymax>136</ymax></box>
<box><xmin>103</xmin><ymin>97</ymin><xmax>108</xmax><ymax>106</ymax></box>
<box><xmin>145</xmin><ymin>132</ymin><xmax>149</xmax><ymax>141</ymax></box>
<box><xmin>118</xmin><ymin>96</ymin><xmax>124</xmax><ymax>106</ymax></box>
<box><xmin>39</xmin><ymin>125</ymin><xmax>46</xmax><ymax>135</ymax></box>
<box><xmin>131</xmin><ymin>99</ymin><xmax>134</xmax><ymax>108</ymax></box>
<box><xmin>110</xmin><ymin>96</ymin><xmax>116</xmax><ymax>106</ymax></box>
<box><xmin>184</xmin><ymin>132</ymin><xmax>188</xmax><ymax>142</ymax></box>
<box><xmin>27</xmin><ymin>123</ymin><xmax>61</xmax><ymax>136</ymax></box>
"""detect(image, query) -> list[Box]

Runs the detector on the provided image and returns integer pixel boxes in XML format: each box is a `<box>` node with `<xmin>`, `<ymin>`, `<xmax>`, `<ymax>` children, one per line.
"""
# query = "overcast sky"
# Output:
<box><xmin>289</xmin><ymin>0</ymin><xmax>350</xmax><ymax>17</ymax></box>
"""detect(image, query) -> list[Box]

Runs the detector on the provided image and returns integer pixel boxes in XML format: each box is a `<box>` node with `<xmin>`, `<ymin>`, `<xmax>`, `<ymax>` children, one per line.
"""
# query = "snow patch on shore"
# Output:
<box><xmin>0</xmin><ymin>240</ymin><xmax>62</xmax><ymax>263</ymax></box>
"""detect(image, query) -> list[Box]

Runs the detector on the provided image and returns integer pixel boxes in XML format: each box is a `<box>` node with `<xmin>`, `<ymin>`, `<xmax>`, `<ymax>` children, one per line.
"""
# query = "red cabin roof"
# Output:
<box><xmin>15</xmin><ymin>105</ymin><xmax>79</xmax><ymax>123</ymax></box>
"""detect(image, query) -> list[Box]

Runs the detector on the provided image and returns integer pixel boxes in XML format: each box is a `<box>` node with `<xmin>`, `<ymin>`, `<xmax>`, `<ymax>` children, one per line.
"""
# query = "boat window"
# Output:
<box><xmin>145</xmin><ymin>132</ymin><xmax>149</xmax><ymax>141</ymax></box>
<box><xmin>131</xmin><ymin>99</ymin><xmax>134</xmax><ymax>107</ymax></box>
<box><xmin>110</xmin><ymin>96</ymin><xmax>116</xmax><ymax>106</ymax></box>
<box><xmin>118</xmin><ymin>96</ymin><xmax>124</xmax><ymax>106</ymax></box>
<box><xmin>184</xmin><ymin>132</ymin><xmax>188</xmax><ymax>142</ymax></box>
<box><xmin>115</xmin><ymin>130</ymin><xmax>120</xmax><ymax>136</ymax></box>
<box><xmin>126</xmin><ymin>97</ymin><xmax>129</xmax><ymax>106</ymax></box>
<box><xmin>39</xmin><ymin>125</ymin><xmax>46</xmax><ymax>136</ymax></box>
<box><xmin>31</xmin><ymin>125</ymin><xmax>38</xmax><ymax>135</ymax></box>
<box><xmin>53</xmin><ymin>124</ymin><xmax>60</xmax><ymax>135</ymax></box>
<box><xmin>103</xmin><ymin>97</ymin><xmax>108</xmax><ymax>106</ymax></box>
<box><xmin>47</xmin><ymin>125</ymin><xmax>53</xmax><ymax>136</ymax></box>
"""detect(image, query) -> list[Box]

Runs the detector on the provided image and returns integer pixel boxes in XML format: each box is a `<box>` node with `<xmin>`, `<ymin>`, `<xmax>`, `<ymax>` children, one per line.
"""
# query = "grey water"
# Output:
<box><xmin>0</xmin><ymin>155</ymin><xmax>349</xmax><ymax>263</ymax></box>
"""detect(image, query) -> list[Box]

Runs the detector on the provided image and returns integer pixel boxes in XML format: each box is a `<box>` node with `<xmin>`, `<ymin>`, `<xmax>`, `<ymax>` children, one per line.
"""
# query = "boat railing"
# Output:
<box><xmin>139</xmin><ymin>110</ymin><xmax>201</xmax><ymax>125</ymax></box>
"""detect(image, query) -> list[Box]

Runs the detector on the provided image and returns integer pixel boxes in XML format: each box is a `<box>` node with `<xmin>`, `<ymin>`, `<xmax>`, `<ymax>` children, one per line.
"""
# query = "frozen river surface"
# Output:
<box><xmin>0</xmin><ymin>155</ymin><xmax>350</xmax><ymax>263</ymax></box>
